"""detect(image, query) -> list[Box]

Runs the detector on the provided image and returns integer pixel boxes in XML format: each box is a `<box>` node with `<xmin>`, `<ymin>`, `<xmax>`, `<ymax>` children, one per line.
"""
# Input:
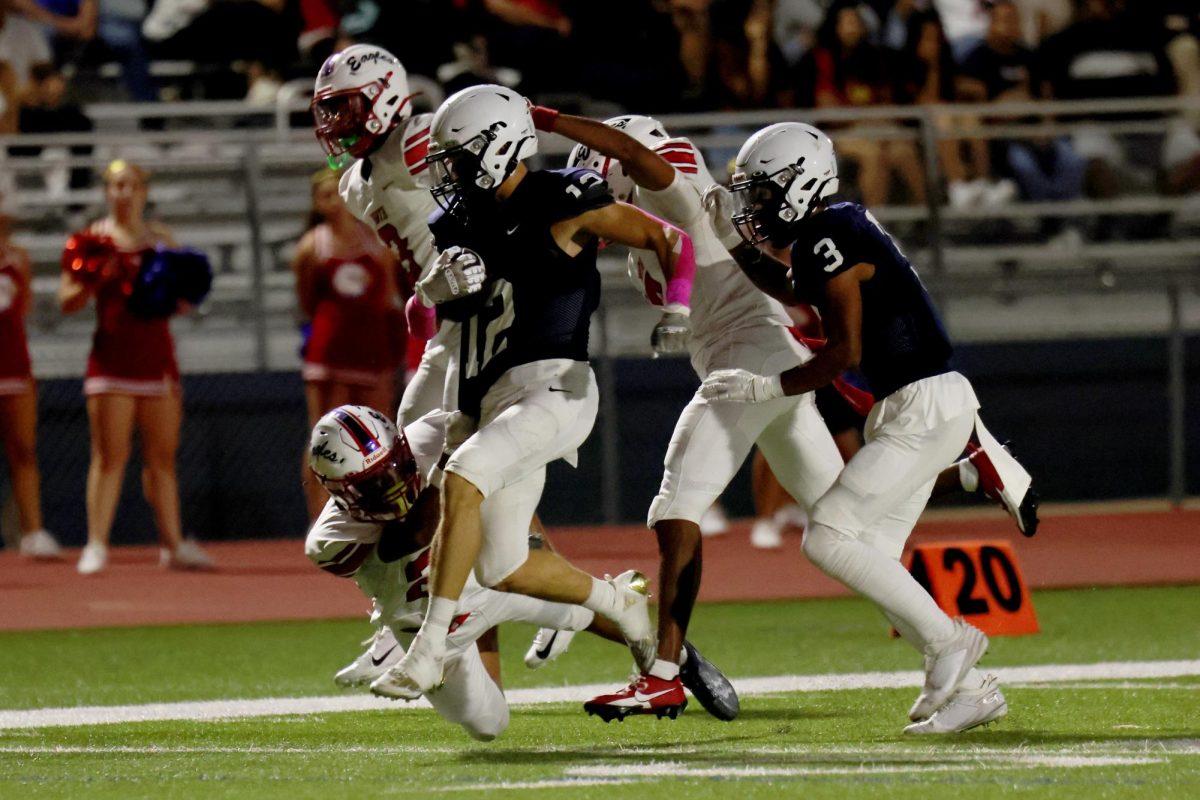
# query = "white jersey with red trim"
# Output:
<box><xmin>629</xmin><ymin>137</ymin><xmax>795</xmax><ymax>371</ymax></box>
<box><xmin>339</xmin><ymin>112</ymin><xmax>438</xmax><ymax>290</ymax></box>
<box><xmin>305</xmin><ymin>409</ymin><xmax>488</xmax><ymax>633</ymax></box>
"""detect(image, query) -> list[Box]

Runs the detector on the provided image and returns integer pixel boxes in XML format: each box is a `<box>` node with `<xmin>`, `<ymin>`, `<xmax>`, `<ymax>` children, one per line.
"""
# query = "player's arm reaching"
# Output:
<box><xmin>532</xmin><ymin>107</ymin><xmax>695</xmax><ymax>354</ymax></box>
<box><xmin>564</xmin><ymin>201</ymin><xmax>695</xmax><ymax>355</ymax></box>
<box><xmin>701</xmin><ymin>261</ymin><xmax>873</xmax><ymax>404</ymax></box>
<box><xmin>532</xmin><ymin>107</ymin><xmax>675</xmax><ymax>192</ymax></box>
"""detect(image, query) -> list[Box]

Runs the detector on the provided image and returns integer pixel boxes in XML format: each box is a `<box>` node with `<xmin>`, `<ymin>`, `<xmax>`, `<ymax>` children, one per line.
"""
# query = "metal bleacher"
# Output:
<box><xmin>3</xmin><ymin>96</ymin><xmax>1200</xmax><ymax>379</ymax></box>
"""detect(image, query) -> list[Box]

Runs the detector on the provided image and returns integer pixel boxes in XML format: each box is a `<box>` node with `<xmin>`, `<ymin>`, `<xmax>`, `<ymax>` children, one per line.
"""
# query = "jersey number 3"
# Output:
<box><xmin>814</xmin><ymin>238</ymin><xmax>844</xmax><ymax>272</ymax></box>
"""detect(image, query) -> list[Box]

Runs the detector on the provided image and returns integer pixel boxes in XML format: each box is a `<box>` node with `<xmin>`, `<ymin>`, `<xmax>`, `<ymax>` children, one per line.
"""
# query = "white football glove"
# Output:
<box><xmin>651</xmin><ymin>303</ymin><xmax>691</xmax><ymax>356</ymax></box>
<box><xmin>415</xmin><ymin>246</ymin><xmax>486</xmax><ymax>307</ymax></box>
<box><xmin>701</xmin><ymin>183</ymin><xmax>744</xmax><ymax>250</ymax></box>
<box><xmin>699</xmin><ymin>368</ymin><xmax>785</xmax><ymax>404</ymax></box>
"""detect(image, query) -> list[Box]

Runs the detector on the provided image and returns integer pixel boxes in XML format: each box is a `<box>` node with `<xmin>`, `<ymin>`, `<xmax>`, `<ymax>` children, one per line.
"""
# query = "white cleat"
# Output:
<box><xmin>608</xmin><ymin>570</ymin><xmax>656</xmax><ymax>674</ymax></box>
<box><xmin>19</xmin><ymin>530</ymin><xmax>63</xmax><ymax>560</ymax></box>
<box><xmin>524</xmin><ymin>628</ymin><xmax>577</xmax><ymax>669</ymax></box>
<box><xmin>77</xmin><ymin>542</ymin><xmax>108</xmax><ymax>575</ymax></box>
<box><xmin>910</xmin><ymin>619</ymin><xmax>989</xmax><ymax>722</ymax></box>
<box><xmin>370</xmin><ymin>633</ymin><xmax>445</xmax><ymax>700</ymax></box>
<box><xmin>335</xmin><ymin>627</ymin><xmax>404</xmax><ymax>687</ymax></box>
<box><xmin>904</xmin><ymin>675</ymin><xmax>1008</xmax><ymax>734</ymax></box>
<box><xmin>160</xmin><ymin>539</ymin><xmax>216</xmax><ymax>570</ymax></box>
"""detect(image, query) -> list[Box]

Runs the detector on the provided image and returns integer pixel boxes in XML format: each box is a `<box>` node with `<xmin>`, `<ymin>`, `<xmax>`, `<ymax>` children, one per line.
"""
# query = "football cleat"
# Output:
<box><xmin>335</xmin><ymin>627</ymin><xmax>404</xmax><ymax>687</ymax></box>
<box><xmin>680</xmin><ymin>640</ymin><xmax>740</xmax><ymax>721</ymax></box>
<box><xmin>370</xmin><ymin>632</ymin><xmax>445</xmax><ymax>700</ymax></box>
<box><xmin>523</xmin><ymin>628</ymin><xmax>576</xmax><ymax>669</ymax></box>
<box><xmin>966</xmin><ymin>432</ymin><xmax>1039</xmax><ymax>537</ymax></box>
<box><xmin>607</xmin><ymin>570</ymin><xmax>657</xmax><ymax>674</ymax></box>
<box><xmin>904</xmin><ymin>675</ymin><xmax>1008</xmax><ymax>734</ymax></box>
<box><xmin>910</xmin><ymin>619</ymin><xmax>989</xmax><ymax>722</ymax></box>
<box><xmin>584</xmin><ymin>674</ymin><xmax>688</xmax><ymax>722</ymax></box>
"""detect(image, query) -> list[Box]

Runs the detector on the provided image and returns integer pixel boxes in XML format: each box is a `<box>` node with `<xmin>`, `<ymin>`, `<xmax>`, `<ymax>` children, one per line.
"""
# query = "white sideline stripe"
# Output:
<box><xmin>2</xmin><ymin>659</ymin><xmax>1198</xmax><ymax>731</ymax></box>
<box><xmin>568</xmin><ymin>756</ymin><xmax>1163</xmax><ymax>778</ymax></box>
<box><xmin>436</xmin><ymin>753</ymin><xmax>1171</xmax><ymax>792</ymax></box>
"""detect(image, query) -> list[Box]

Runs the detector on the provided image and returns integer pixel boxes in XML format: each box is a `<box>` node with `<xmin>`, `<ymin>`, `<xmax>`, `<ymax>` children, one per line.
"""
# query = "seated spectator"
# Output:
<box><xmin>1037</xmin><ymin>0</ymin><xmax>1200</xmax><ymax>204</ymax></box>
<box><xmin>16</xmin><ymin>63</ymin><xmax>93</xmax><ymax>194</ymax></box>
<box><xmin>956</xmin><ymin>1</ymin><xmax>1084</xmax><ymax>214</ymax></box>
<box><xmin>479</xmin><ymin>0</ymin><xmax>572</xmax><ymax>94</ymax></box>
<box><xmin>773</xmin><ymin>0</ymin><xmax>835</xmax><ymax>66</ymax></box>
<box><xmin>94</xmin><ymin>0</ymin><xmax>157</xmax><ymax>101</ymax></box>
<box><xmin>1010</xmin><ymin>0</ymin><xmax>1072</xmax><ymax>48</ymax></box>
<box><xmin>710</xmin><ymin>0</ymin><xmax>794</xmax><ymax>109</ymax></box>
<box><xmin>796</xmin><ymin>1</ymin><xmax>927</xmax><ymax>206</ymax></box>
<box><xmin>0</xmin><ymin>0</ymin><xmax>56</xmax><ymax>98</ymax></box>
<box><xmin>144</xmin><ymin>0</ymin><xmax>299</xmax><ymax>101</ymax></box>
<box><xmin>561</xmin><ymin>0</ymin><xmax>686</xmax><ymax>110</ymax></box>
<box><xmin>928</xmin><ymin>0</ymin><xmax>989</xmax><ymax>62</ymax></box>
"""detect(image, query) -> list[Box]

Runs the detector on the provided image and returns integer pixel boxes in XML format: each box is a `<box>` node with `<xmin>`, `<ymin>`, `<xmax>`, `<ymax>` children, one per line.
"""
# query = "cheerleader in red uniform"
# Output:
<box><xmin>292</xmin><ymin>169</ymin><xmax>404</xmax><ymax>519</ymax></box>
<box><xmin>0</xmin><ymin>198</ymin><xmax>62</xmax><ymax>560</ymax></box>
<box><xmin>58</xmin><ymin>161</ymin><xmax>213</xmax><ymax>575</ymax></box>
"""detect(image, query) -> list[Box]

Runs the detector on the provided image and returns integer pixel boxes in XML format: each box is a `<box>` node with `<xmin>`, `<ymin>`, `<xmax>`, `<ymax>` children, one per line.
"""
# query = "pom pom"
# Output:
<box><xmin>61</xmin><ymin>232</ymin><xmax>118</xmax><ymax>286</ymax></box>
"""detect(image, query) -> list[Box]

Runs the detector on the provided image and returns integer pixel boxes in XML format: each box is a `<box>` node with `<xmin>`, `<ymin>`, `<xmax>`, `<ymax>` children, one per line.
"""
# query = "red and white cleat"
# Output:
<box><xmin>965</xmin><ymin>430</ymin><xmax>1039</xmax><ymax>538</ymax></box>
<box><xmin>583</xmin><ymin>674</ymin><xmax>688</xmax><ymax>722</ymax></box>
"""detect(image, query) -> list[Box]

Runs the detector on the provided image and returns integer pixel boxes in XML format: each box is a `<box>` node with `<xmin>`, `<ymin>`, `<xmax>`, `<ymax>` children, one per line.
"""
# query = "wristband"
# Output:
<box><xmin>761</xmin><ymin>374</ymin><xmax>785</xmax><ymax>401</ymax></box>
<box><xmin>530</xmin><ymin>105</ymin><xmax>559</xmax><ymax>132</ymax></box>
<box><xmin>405</xmin><ymin>293</ymin><xmax>438</xmax><ymax>342</ymax></box>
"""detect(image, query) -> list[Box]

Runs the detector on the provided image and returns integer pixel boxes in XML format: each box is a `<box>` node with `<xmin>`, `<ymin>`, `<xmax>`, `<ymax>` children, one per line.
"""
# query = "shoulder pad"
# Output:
<box><xmin>546</xmin><ymin>167</ymin><xmax>613</xmax><ymax>217</ymax></box>
<box><xmin>653</xmin><ymin>137</ymin><xmax>702</xmax><ymax>176</ymax></box>
<box><xmin>401</xmin><ymin>113</ymin><xmax>434</xmax><ymax>182</ymax></box>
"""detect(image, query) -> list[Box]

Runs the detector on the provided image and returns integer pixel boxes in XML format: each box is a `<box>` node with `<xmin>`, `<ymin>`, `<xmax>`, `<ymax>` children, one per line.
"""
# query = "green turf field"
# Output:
<box><xmin>2</xmin><ymin>586</ymin><xmax>1198</xmax><ymax>798</ymax></box>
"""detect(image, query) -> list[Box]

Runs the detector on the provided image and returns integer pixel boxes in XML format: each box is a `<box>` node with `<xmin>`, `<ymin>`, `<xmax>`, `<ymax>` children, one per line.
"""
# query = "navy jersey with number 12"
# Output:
<box><xmin>429</xmin><ymin>168</ymin><xmax>614</xmax><ymax>418</ymax></box>
<box><xmin>789</xmin><ymin>202</ymin><xmax>952</xmax><ymax>399</ymax></box>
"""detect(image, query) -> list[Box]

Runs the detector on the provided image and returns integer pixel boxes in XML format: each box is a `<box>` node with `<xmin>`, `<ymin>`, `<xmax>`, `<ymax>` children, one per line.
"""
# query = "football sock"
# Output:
<box><xmin>582</xmin><ymin>576</ymin><xmax>619</xmax><ymax>617</ymax></box>
<box><xmin>649</xmin><ymin>659</ymin><xmax>680</xmax><ymax>681</ymax></box>
<box><xmin>958</xmin><ymin>458</ymin><xmax>979</xmax><ymax>492</ymax></box>
<box><xmin>422</xmin><ymin>596</ymin><xmax>457</xmax><ymax>649</ymax></box>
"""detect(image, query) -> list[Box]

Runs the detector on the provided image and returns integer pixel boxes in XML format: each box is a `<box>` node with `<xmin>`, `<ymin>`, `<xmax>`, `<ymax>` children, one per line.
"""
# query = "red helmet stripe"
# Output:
<box><xmin>332</xmin><ymin>409</ymin><xmax>380</xmax><ymax>455</ymax></box>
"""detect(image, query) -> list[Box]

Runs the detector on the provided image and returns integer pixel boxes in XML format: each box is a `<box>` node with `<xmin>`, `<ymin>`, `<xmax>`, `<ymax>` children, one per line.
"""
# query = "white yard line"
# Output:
<box><xmin>1</xmin><ymin>659</ymin><xmax>1197</xmax><ymax>731</ymax></box>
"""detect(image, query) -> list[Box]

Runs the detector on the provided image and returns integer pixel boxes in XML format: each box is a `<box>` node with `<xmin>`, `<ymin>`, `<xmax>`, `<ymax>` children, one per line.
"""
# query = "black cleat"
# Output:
<box><xmin>680</xmin><ymin>640</ymin><xmax>740</xmax><ymax>721</ymax></box>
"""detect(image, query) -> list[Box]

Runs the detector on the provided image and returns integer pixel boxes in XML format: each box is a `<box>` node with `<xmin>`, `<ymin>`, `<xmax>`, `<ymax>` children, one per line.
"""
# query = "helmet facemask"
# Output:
<box><xmin>730</xmin><ymin>164</ymin><xmax>807</xmax><ymax>247</ymax></box>
<box><xmin>311</xmin><ymin>84</ymin><xmax>411</xmax><ymax>170</ymax></box>
<box><xmin>427</xmin><ymin>125</ymin><xmax>527</xmax><ymax>222</ymax></box>
<box><xmin>318</xmin><ymin>434</ymin><xmax>422</xmax><ymax>523</ymax></box>
<box><xmin>309</xmin><ymin>405</ymin><xmax>422</xmax><ymax>523</ymax></box>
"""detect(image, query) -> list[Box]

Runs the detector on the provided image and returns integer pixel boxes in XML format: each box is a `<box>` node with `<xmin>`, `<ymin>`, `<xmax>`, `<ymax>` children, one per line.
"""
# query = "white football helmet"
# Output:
<box><xmin>566</xmin><ymin>115</ymin><xmax>670</xmax><ymax>203</ymax></box>
<box><xmin>309</xmin><ymin>405</ymin><xmax>422</xmax><ymax>523</ymax></box>
<box><xmin>426</xmin><ymin>84</ymin><xmax>538</xmax><ymax>218</ymax></box>
<box><xmin>311</xmin><ymin>45</ymin><xmax>413</xmax><ymax>169</ymax></box>
<box><xmin>729</xmin><ymin>122</ymin><xmax>839</xmax><ymax>245</ymax></box>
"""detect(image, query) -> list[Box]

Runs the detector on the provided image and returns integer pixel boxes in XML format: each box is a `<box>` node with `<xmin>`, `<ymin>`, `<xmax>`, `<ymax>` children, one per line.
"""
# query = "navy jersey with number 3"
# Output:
<box><xmin>430</xmin><ymin>168</ymin><xmax>613</xmax><ymax>417</ymax></box>
<box><xmin>789</xmin><ymin>203</ymin><xmax>952</xmax><ymax>399</ymax></box>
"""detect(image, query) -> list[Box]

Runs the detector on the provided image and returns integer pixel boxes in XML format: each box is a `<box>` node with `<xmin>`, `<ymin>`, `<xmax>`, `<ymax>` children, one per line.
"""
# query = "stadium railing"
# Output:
<box><xmin>1</xmin><ymin>96</ymin><xmax>1196</xmax><ymax>528</ymax></box>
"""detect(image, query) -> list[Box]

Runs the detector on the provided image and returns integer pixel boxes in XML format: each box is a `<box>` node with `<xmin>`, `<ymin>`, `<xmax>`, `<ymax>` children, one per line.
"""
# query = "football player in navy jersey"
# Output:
<box><xmin>374</xmin><ymin>84</ymin><xmax>700</xmax><ymax>702</ymax></box>
<box><xmin>700</xmin><ymin>122</ymin><xmax>1037</xmax><ymax>734</ymax></box>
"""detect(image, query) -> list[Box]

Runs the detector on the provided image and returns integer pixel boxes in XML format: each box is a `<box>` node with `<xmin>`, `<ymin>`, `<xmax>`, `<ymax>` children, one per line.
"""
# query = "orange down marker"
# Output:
<box><xmin>905</xmin><ymin>540</ymin><xmax>1039</xmax><ymax>636</ymax></box>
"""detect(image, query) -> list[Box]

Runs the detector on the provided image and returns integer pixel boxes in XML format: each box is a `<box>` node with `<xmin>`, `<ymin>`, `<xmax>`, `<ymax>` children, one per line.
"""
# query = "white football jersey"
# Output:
<box><xmin>630</xmin><ymin>138</ymin><xmax>794</xmax><ymax>365</ymax></box>
<box><xmin>305</xmin><ymin>409</ymin><xmax>486</xmax><ymax>633</ymax></box>
<box><xmin>339</xmin><ymin>112</ymin><xmax>439</xmax><ymax>290</ymax></box>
